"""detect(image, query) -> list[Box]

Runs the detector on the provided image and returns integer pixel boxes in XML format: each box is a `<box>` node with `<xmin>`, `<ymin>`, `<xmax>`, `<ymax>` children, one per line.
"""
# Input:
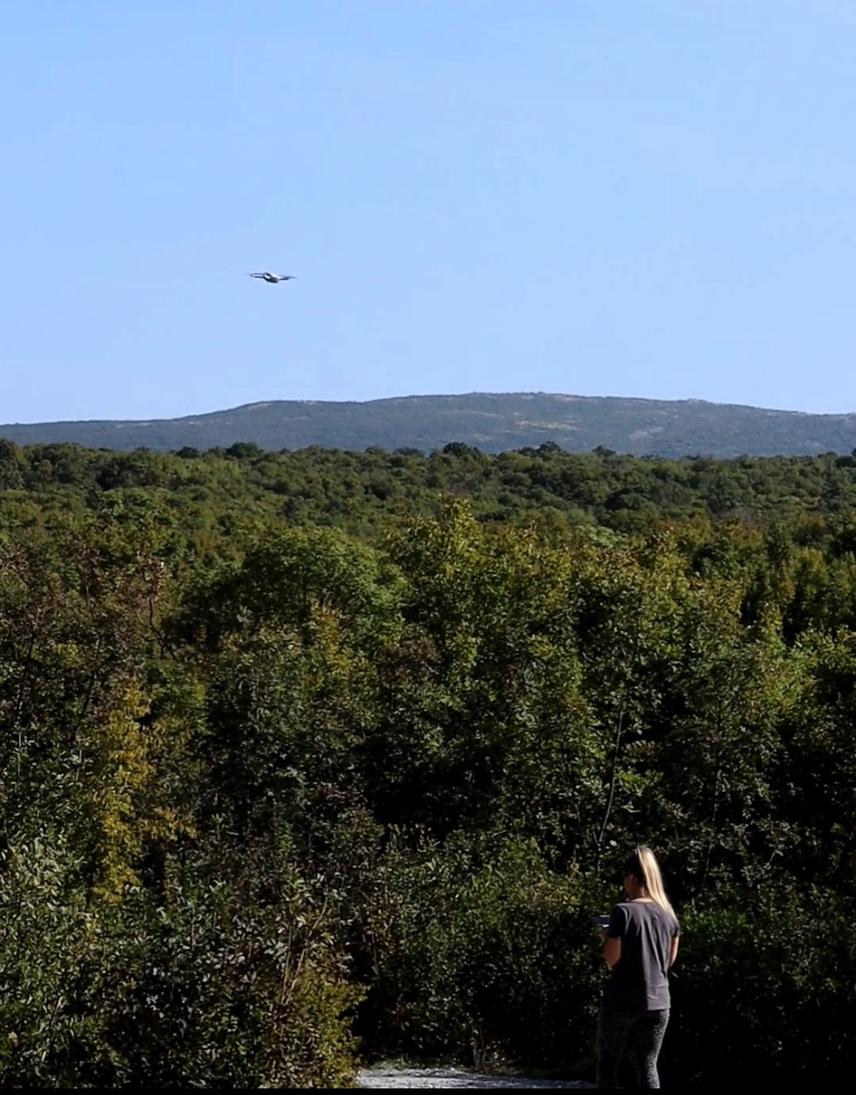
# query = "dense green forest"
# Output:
<box><xmin>1</xmin><ymin>438</ymin><xmax>855</xmax><ymax>1086</ymax></box>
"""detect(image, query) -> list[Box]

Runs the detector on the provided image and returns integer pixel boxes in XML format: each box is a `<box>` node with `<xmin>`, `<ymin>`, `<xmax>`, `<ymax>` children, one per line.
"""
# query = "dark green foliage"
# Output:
<box><xmin>670</xmin><ymin>882</ymin><xmax>855</xmax><ymax>1086</ymax></box>
<box><xmin>354</xmin><ymin>836</ymin><xmax>603</xmax><ymax>1070</ymax></box>
<box><xmin>0</xmin><ymin>840</ymin><xmax>361</xmax><ymax>1088</ymax></box>
<box><xmin>2</xmin><ymin>438</ymin><xmax>856</xmax><ymax>547</ymax></box>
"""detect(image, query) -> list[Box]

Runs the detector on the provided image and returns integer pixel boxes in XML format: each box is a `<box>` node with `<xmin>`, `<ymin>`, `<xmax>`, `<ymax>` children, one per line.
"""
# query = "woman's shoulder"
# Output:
<box><xmin>649</xmin><ymin>902</ymin><xmax>680</xmax><ymax>931</ymax></box>
<box><xmin>623</xmin><ymin>899</ymin><xmax>678</xmax><ymax>924</ymax></box>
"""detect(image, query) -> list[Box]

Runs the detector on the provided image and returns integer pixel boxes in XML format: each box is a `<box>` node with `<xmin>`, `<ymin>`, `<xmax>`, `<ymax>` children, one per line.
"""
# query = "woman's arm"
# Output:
<box><xmin>602</xmin><ymin>906</ymin><xmax>625</xmax><ymax>969</ymax></box>
<box><xmin>604</xmin><ymin>936</ymin><xmax>622</xmax><ymax>970</ymax></box>
<box><xmin>669</xmin><ymin>934</ymin><xmax>680</xmax><ymax>968</ymax></box>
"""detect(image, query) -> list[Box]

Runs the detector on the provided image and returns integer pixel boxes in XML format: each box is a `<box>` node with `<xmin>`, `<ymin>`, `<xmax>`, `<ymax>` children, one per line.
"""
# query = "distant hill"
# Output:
<box><xmin>2</xmin><ymin>392</ymin><xmax>856</xmax><ymax>457</ymax></box>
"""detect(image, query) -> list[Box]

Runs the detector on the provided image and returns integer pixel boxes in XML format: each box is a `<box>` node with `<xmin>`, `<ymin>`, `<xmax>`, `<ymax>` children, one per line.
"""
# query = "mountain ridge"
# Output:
<box><xmin>2</xmin><ymin>392</ymin><xmax>855</xmax><ymax>457</ymax></box>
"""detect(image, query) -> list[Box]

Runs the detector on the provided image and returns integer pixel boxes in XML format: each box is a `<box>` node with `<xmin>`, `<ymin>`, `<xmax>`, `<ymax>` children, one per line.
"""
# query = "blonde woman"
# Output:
<box><xmin>596</xmin><ymin>847</ymin><xmax>680</xmax><ymax>1089</ymax></box>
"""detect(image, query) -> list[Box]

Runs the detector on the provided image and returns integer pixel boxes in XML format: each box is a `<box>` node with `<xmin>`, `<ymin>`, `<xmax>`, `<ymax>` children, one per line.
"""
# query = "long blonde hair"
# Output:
<box><xmin>624</xmin><ymin>845</ymin><xmax>676</xmax><ymax>919</ymax></box>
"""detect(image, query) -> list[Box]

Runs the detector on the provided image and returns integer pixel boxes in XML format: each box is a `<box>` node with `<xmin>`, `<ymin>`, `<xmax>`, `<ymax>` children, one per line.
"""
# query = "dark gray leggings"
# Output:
<box><xmin>596</xmin><ymin>1005</ymin><xmax>670</xmax><ymax>1089</ymax></box>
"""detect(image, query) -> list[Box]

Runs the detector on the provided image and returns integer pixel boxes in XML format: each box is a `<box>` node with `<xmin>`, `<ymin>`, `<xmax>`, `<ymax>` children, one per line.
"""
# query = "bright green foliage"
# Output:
<box><xmin>2</xmin><ymin>446</ymin><xmax>856</xmax><ymax>1085</ymax></box>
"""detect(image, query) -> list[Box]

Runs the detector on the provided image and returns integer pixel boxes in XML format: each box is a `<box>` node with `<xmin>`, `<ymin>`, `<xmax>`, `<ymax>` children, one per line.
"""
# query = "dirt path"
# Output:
<box><xmin>357</xmin><ymin>1066</ymin><xmax>593</xmax><ymax>1088</ymax></box>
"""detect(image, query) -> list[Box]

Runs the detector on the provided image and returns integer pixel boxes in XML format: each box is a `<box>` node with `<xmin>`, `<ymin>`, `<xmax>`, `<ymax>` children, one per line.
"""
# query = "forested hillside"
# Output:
<box><xmin>2</xmin><ymin>391</ymin><xmax>856</xmax><ymax>456</ymax></box>
<box><xmin>1</xmin><ymin>438</ymin><xmax>854</xmax><ymax>1086</ymax></box>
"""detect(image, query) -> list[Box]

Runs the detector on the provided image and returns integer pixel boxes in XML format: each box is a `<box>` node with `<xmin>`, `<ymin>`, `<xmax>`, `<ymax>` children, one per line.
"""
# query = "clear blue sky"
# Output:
<box><xmin>3</xmin><ymin>0</ymin><xmax>855</xmax><ymax>422</ymax></box>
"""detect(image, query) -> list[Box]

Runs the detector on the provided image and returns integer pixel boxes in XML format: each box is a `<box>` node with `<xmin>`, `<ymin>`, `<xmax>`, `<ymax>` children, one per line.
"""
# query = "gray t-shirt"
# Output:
<box><xmin>603</xmin><ymin>900</ymin><xmax>680</xmax><ymax>1012</ymax></box>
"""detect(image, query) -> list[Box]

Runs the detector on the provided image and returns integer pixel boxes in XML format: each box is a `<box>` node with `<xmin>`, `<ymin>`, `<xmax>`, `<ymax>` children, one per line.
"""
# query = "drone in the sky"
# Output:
<box><xmin>248</xmin><ymin>272</ymin><xmax>297</xmax><ymax>284</ymax></box>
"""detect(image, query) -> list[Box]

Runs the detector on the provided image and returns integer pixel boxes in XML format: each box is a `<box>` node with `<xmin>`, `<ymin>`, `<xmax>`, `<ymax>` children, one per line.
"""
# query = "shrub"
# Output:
<box><xmin>0</xmin><ymin>839</ymin><xmax>362</xmax><ymax>1088</ymax></box>
<box><xmin>668</xmin><ymin>879</ymin><xmax>855</xmax><ymax>1086</ymax></box>
<box><xmin>357</xmin><ymin>835</ymin><xmax>604</xmax><ymax>1072</ymax></box>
